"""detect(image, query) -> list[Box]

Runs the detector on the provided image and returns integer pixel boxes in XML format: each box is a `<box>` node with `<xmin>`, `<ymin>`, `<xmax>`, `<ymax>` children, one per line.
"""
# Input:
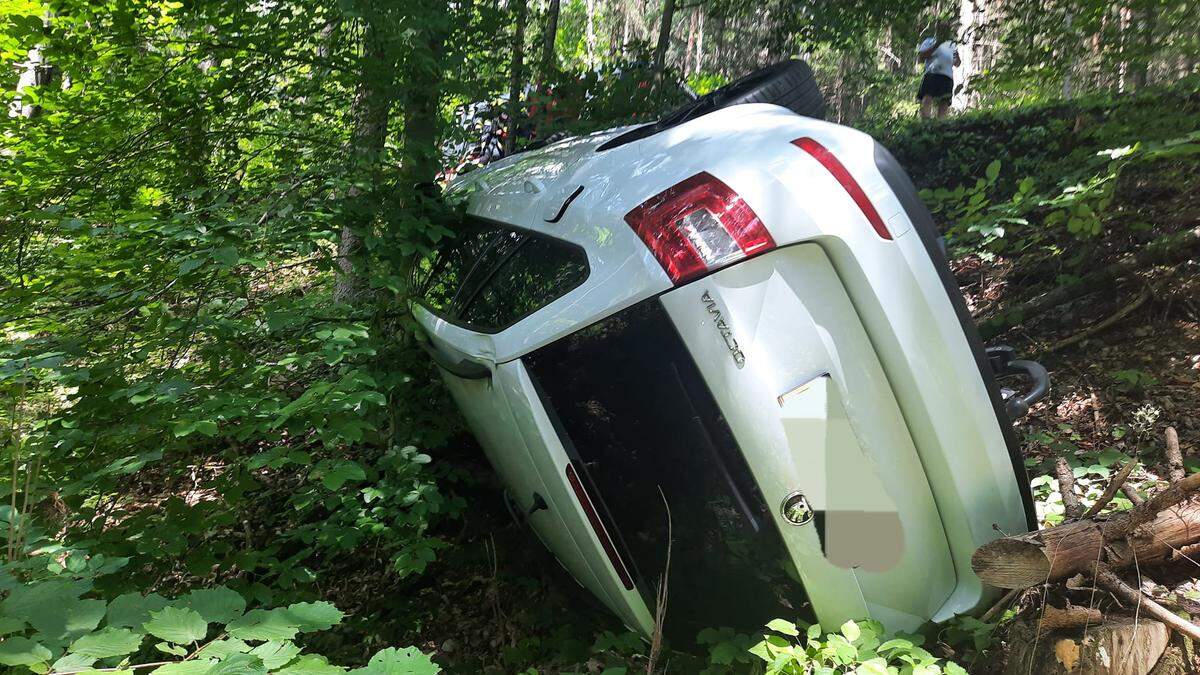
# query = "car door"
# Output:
<box><xmin>410</xmin><ymin>218</ymin><xmax>651</xmax><ymax>633</ymax></box>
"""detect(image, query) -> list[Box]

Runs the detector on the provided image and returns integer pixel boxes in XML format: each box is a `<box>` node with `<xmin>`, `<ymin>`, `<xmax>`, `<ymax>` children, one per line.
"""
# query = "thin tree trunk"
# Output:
<box><xmin>505</xmin><ymin>0</ymin><xmax>528</xmax><ymax>156</ymax></box>
<box><xmin>585</xmin><ymin>0</ymin><xmax>596</xmax><ymax>68</ymax></box>
<box><xmin>954</xmin><ymin>0</ymin><xmax>981</xmax><ymax>110</ymax></box>
<box><xmin>653</xmin><ymin>0</ymin><xmax>677</xmax><ymax>73</ymax></box>
<box><xmin>695</xmin><ymin>10</ymin><xmax>704</xmax><ymax>74</ymax></box>
<box><xmin>335</xmin><ymin>17</ymin><xmax>397</xmax><ymax>305</ymax></box>
<box><xmin>684</xmin><ymin>10</ymin><xmax>697</xmax><ymax>76</ymax></box>
<box><xmin>541</xmin><ymin>0</ymin><xmax>560</xmax><ymax>73</ymax></box>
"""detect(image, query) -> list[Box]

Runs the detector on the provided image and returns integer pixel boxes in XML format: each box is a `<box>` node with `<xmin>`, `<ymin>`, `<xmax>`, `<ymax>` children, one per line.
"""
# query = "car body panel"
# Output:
<box><xmin>659</xmin><ymin>244</ymin><xmax>956</xmax><ymax>630</ymax></box>
<box><xmin>418</xmin><ymin>102</ymin><xmax>1031</xmax><ymax>635</ymax></box>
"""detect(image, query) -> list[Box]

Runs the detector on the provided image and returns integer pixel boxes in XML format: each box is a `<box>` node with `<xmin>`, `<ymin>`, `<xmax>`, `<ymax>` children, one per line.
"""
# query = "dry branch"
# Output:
<box><xmin>1046</xmin><ymin>287</ymin><xmax>1150</xmax><ymax>353</ymax></box>
<box><xmin>1166</xmin><ymin>427</ymin><xmax>1184</xmax><ymax>483</ymax></box>
<box><xmin>1056</xmin><ymin>456</ymin><xmax>1084</xmax><ymax>519</ymax></box>
<box><xmin>1093</xmin><ymin>565</ymin><xmax>1200</xmax><ymax>642</ymax></box>
<box><xmin>1082</xmin><ymin>461</ymin><xmax>1137</xmax><ymax>519</ymax></box>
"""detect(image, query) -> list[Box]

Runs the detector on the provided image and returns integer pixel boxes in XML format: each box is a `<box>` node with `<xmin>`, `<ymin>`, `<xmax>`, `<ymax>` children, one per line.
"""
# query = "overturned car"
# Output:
<box><xmin>412</xmin><ymin>60</ymin><xmax>1047</xmax><ymax>641</ymax></box>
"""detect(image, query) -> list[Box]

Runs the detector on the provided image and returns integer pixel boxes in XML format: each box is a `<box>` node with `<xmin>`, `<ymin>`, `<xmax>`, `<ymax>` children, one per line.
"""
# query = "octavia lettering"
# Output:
<box><xmin>700</xmin><ymin>291</ymin><xmax>745</xmax><ymax>367</ymax></box>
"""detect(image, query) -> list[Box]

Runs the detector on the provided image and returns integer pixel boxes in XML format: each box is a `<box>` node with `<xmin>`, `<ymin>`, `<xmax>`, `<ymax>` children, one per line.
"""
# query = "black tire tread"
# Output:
<box><xmin>596</xmin><ymin>59</ymin><xmax>824</xmax><ymax>152</ymax></box>
<box><xmin>718</xmin><ymin>60</ymin><xmax>825</xmax><ymax>119</ymax></box>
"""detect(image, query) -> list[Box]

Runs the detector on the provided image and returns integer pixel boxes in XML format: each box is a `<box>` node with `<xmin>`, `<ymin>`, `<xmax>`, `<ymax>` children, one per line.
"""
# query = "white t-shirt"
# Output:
<box><xmin>920</xmin><ymin>40</ymin><xmax>956</xmax><ymax>78</ymax></box>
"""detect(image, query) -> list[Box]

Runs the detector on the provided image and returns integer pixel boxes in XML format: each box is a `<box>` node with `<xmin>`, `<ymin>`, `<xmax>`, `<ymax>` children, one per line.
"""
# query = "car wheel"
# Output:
<box><xmin>708</xmin><ymin>59</ymin><xmax>826</xmax><ymax>120</ymax></box>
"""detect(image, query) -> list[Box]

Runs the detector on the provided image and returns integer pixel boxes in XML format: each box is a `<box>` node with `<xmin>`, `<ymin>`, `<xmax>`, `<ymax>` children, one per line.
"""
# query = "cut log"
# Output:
<box><xmin>1003</xmin><ymin>617</ymin><xmax>1169</xmax><ymax>675</ymax></box>
<box><xmin>972</xmin><ymin>498</ymin><xmax>1200</xmax><ymax>589</ymax></box>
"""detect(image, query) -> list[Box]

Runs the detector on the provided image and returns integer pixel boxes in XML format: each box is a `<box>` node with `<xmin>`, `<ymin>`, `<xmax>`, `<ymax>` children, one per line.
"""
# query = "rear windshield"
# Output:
<box><xmin>413</xmin><ymin>219</ymin><xmax>589</xmax><ymax>332</ymax></box>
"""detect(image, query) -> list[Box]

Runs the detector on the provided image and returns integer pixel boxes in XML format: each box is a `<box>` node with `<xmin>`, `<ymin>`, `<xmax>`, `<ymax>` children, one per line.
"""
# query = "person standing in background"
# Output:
<box><xmin>916</xmin><ymin>36</ymin><xmax>960</xmax><ymax>119</ymax></box>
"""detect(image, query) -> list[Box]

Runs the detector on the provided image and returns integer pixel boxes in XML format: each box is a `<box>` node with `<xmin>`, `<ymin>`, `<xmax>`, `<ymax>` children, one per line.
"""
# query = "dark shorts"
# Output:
<box><xmin>917</xmin><ymin>73</ymin><xmax>953</xmax><ymax>102</ymax></box>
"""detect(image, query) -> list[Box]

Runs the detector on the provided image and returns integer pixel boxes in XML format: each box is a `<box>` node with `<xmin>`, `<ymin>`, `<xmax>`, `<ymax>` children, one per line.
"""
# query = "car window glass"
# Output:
<box><xmin>417</xmin><ymin>223</ymin><xmax>498</xmax><ymax>314</ymax></box>
<box><xmin>451</xmin><ymin>228</ymin><xmax>527</xmax><ymax>310</ymax></box>
<box><xmin>417</xmin><ymin>220</ymin><xmax>588</xmax><ymax>331</ymax></box>
<box><xmin>460</xmin><ymin>235</ymin><xmax>588</xmax><ymax>331</ymax></box>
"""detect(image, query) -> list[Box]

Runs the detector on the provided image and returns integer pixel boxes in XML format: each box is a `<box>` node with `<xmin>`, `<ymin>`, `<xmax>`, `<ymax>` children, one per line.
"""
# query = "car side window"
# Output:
<box><xmin>416</xmin><ymin>223</ymin><xmax>499</xmax><ymax>314</ymax></box>
<box><xmin>416</xmin><ymin>219</ymin><xmax>588</xmax><ymax>332</ymax></box>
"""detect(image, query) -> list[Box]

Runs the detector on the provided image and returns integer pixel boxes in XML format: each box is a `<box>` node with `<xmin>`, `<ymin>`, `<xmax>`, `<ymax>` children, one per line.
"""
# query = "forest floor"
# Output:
<box><xmin>169</xmin><ymin>91</ymin><xmax>1198</xmax><ymax>674</ymax></box>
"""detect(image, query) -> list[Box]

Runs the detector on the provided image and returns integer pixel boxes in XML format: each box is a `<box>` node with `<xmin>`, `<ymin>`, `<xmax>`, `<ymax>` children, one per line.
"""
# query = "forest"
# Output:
<box><xmin>1</xmin><ymin>0</ymin><xmax>1199</xmax><ymax>672</ymax></box>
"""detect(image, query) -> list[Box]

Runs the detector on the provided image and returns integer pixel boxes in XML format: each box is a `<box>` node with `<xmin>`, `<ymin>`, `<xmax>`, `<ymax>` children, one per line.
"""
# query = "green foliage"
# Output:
<box><xmin>1027</xmin><ymin>425</ymin><xmax>1143</xmax><ymax>524</ymax></box>
<box><xmin>1110</xmin><ymin>368</ymin><xmax>1160</xmax><ymax>394</ymax></box>
<box><xmin>696</xmin><ymin>626</ymin><xmax>757</xmax><ymax>671</ymax></box>
<box><xmin>750</xmin><ymin>618</ymin><xmax>967</xmax><ymax>675</ymax></box>
<box><xmin>0</xmin><ymin>544</ymin><xmax>438</xmax><ymax>675</ymax></box>
<box><xmin>921</xmin><ymin>159</ymin><xmax>1032</xmax><ymax>253</ymax></box>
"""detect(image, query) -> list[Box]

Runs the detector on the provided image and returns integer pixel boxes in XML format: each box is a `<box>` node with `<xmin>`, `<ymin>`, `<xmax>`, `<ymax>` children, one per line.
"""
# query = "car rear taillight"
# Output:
<box><xmin>623</xmin><ymin>172</ymin><xmax>776</xmax><ymax>284</ymax></box>
<box><xmin>791</xmin><ymin>137</ymin><xmax>892</xmax><ymax>240</ymax></box>
<box><xmin>565</xmin><ymin>462</ymin><xmax>635</xmax><ymax>590</ymax></box>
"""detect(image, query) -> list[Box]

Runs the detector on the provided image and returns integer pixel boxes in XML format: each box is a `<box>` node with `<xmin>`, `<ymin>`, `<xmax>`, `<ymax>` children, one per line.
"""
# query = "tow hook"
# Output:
<box><xmin>987</xmin><ymin>345</ymin><xmax>1050</xmax><ymax>419</ymax></box>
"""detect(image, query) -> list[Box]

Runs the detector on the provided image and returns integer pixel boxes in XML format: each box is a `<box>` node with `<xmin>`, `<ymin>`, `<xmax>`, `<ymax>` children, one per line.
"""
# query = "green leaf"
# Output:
<box><xmin>51</xmin><ymin>652</ymin><xmax>97</xmax><ymax>673</ymax></box>
<box><xmin>765</xmin><ymin>618</ymin><xmax>799</xmax><ymax>637</ymax></box>
<box><xmin>275</xmin><ymin>654</ymin><xmax>347</xmax><ymax>675</ymax></box>
<box><xmin>211</xmin><ymin>246</ymin><xmax>240</xmax><ymax>267</ymax></box>
<box><xmin>944</xmin><ymin>662</ymin><xmax>968</xmax><ymax>675</ymax></box>
<box><xmin>0</xmin><ymin>616</ymin><xmax>27</xmax><ymax>636</ymax></box>
<box><xmin>985</xmin><ymin>159</ymin><xmax>1001</xmax><ymax>182</ymax></box>
<box><xmin>144</xmin><ymin>607</ymin><xmax>209</xmax><ymax>645</ymax></box>
<box><xmin>206</xmin><ymin>653</ymin><xmax>267</xmax><ymax>675</ymax></box>
<box><xmin>852</xmin><ymin>658</ymin><xmax>890</xmax><ymax>675</ymax></box>
<box><xmin>877</xmin><ymin>638</ymin><xmax>914</xmax><ymax>654</ymax></box>
<box><xmin>249</xmin><ymin>640</ymin><xmax>301</xmax><ymax>669</ymax></box>
<box><xmin>311</xmin><ymin>461</ymin><xmax>366</xmax><ymax>491</ymax></box>
<box><xmin>0</xmin><ymin>637</ymin><xmax>53</xmax><ymax>667</ymax></box>
<box><xmin>156</xmin><ymin>642</ymin><xmax>189</xmax><ymax>657</ymax></box>
<box><xmin>350</xmin><ymin>647</ymin><xmax>439</xmax><ymax>675</ymax></box>
<box><xmin>152</xmin><ymin>661</ymin><xmax>217</xmax><ymax>675</ymax></box>
<box><xmin>107</xmin><ymin>593</ymin><xmax>170</xmax><ymax>629</ymax></box>
<box><xmin>69</xmin><ymin>627</ymin><xmax>144</xmax><ymax>658</ymax></box>
<box><xmin>1</xmin><ymin>579</ymin><xmax>95</xmax><ymax>639</ymax></box>
<box><xmin>200</xmin><ymin>639</ymin><xmax>250</xmax><ymax>660</ymax></box>
<box><xmin>174</xmin><ymin>587</ymin><xmax>246</xmax><ymax>625</ymax></box>
<box><xmin>285</xmin><ymin>602</ymin><xmax>344</xmax><ymax>633</ymax></box>
<box><xmin>709</xmin><ymin>641</ymin><xmax>740</xmax><ymax>665</ymax></box>
<box><xmin>840</xmin><ymin>620</ymin><xmax>861</xmax><ymax>642</ymax></box>
<box><xmin>226</xmin><ymin>609</ymin><xmax>300</xmax><ymax>642</ymax></box>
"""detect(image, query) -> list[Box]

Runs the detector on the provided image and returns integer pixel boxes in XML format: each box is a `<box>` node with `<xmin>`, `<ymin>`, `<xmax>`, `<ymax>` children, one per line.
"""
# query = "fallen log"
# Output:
<box><xmin>972</xmin><ymin>472</ymin><xmax>1200</xmax><ymax>589</ymax></box>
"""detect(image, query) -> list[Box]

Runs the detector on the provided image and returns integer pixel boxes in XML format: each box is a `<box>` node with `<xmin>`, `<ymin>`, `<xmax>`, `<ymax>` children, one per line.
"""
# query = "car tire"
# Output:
<box><xmin>596</xmin><ymin>59</ymin><xmax>824</xmax><ymax>152</ymax></box>
<box><xmin>708</xmin><ymin>59</ymin><xmax>825</xmax><ymax>120</ymax></box>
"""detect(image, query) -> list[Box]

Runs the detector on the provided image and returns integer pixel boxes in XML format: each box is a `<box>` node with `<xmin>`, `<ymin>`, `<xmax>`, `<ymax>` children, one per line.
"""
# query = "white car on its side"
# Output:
<box><xmin>411</xmin><ymin>60</ymin><xmax>1047</xmax><ymax>642</ymax></box>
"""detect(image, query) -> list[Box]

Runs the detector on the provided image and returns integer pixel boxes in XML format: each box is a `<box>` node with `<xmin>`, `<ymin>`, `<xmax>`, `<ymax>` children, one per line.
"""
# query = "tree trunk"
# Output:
<box><xmin>684</xmin><ymin>10</ymin><xmax>697</xmax><ymax>76</ymax></box>
<box><xmin>954</xmin><ymin>0</ymin><xmax>981</xmax><ymax>110</ymax></box>
<box><xmin>541</xmin><ymin>0</ymin><xmax>559</xmax><ymax>73</ymax></box>
<box><xmin>1060</xmin><ymin>10</ymin><xmax>1080</xmax><ymax>97</ymax></box>
<box><xmin>695</xmin><ymin>9</ymin><xmax>704</xmax><ymax>74</ymax></box>
<box><xmin>585</xmin><ymin>0</ymin><xmax>596</xmax><ymax>68</ymax></box>
<box><xmin>335</xmin><ymin>17</ymin><xmax>397</xmax><ymax>305</ymax></box>
<box><xmin>653</xmin><ymin>0</ymin><xmax>677</xmax><ymax>73</ymax></box>
<box><xmin>505</xmin><ymin>0</ymin><xmax>528</xmax><ymax>157</ymax></box>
